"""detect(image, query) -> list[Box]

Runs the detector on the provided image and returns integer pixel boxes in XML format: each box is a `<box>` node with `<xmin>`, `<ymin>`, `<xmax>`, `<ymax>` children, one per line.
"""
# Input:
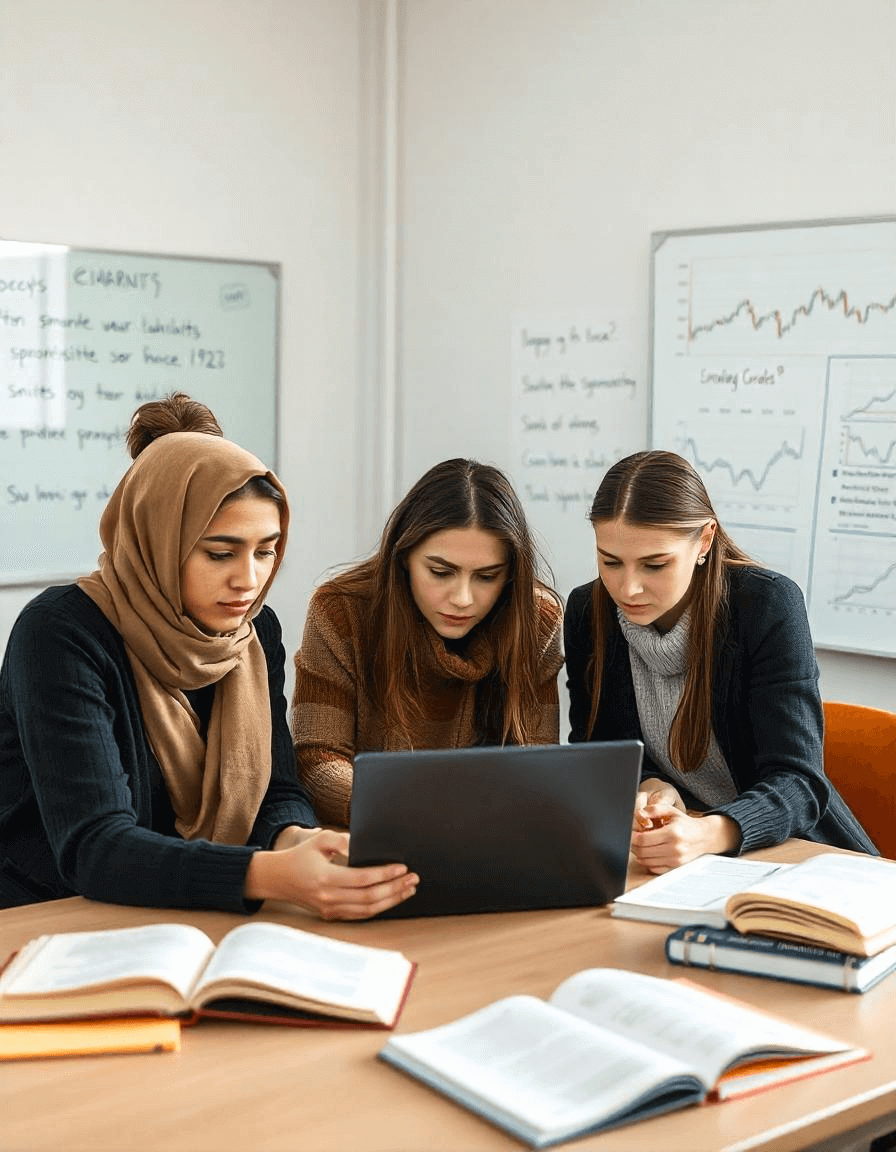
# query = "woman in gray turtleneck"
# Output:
<box><xmin>564</xmin><ymin>450</ymin><xmax>876</xmax><ymax>874</ymax></box>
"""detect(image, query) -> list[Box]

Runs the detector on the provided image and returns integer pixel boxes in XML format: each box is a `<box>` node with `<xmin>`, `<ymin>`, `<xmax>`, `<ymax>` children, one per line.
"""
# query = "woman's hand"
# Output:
<box><xmin>632</xmin><ymin>778</ymin><xmax>686</xmax><ymax>831</ymax></box>
<box><xmin>245</xmin><ymin>829</ymin><xmax>418</xmax><ymax>920</ymax></box>
<box><xmin>271</xmin><ymin>825</ymin><xmax>323</xmax><ymax>851</ymax></box>
<box><xmin>630</xmin><ymin>808</ymin><xmax>741</xmax><ymax>873</ymax></box>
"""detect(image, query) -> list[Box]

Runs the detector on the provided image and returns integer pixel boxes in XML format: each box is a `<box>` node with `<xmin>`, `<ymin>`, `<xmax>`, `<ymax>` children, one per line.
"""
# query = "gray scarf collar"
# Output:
<box><xmin>617</xmin><ymin>607</ymin><xmax>689</xmax><ymax>677</ymax></box>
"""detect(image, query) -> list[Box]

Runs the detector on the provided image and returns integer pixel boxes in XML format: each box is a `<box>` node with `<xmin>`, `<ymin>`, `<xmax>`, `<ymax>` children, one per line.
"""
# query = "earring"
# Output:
<box><xmin>696</xmin><ymin>554</ymin><xmax>707</xmax><ymax>566</ymax></box>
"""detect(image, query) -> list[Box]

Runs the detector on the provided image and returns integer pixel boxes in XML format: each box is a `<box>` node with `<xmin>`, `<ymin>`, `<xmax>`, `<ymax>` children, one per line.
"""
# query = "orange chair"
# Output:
<box><xmin>823</xmin><ymin>701</ymin><xmax>896</xmax><ymax>859</ymax></box>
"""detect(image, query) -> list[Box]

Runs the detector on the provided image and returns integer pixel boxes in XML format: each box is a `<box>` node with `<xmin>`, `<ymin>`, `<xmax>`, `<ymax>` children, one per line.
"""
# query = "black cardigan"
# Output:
<box><xmin>564</xmin><ymin>568</ymin><xmax>876</xmax><ymax>855</ymax></box>
<box><xmin>0</xmin><ymin>585</ymin><xmax>317</xmax><ymax>910</ymax></box>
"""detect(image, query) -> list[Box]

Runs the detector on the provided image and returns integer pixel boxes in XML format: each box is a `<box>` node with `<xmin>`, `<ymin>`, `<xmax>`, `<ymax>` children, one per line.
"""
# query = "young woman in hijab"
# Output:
<box><xmin>291</xmin><ymin>458</ymin><xmax>563</xmax><ymax>826</ymax></box>
<box><xmin>0</xmin><ymin>394</ymin><xmax>416</xmax><ymax>916</ymax></box>
<box><xmin>564</xmin><ymin>449</ymin><xmax>876</xmax><ymax>873</ymax></box>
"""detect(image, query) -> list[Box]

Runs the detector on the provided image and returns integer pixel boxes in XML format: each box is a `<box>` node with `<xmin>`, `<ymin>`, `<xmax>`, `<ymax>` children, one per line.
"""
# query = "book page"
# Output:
<box><xmin>549</xmin><ymin>969</ymin><xmax>851</xmax><ymax>1087</ymax></box>
<box><xmin>193</xmin><ymin>922</ymin><xmax>412</xmax><ymax>1019</ymax></box>
<box><xmin>382</xmin><ymin>995</ymin><xmax>701</xmax><ymax>1143</ymax></box>
<box><xmin>727</xmin><ymin>853</ymin><xmax>896</xmax><ymax>936</ymax></box>
<box><xmin>0</xmin><ymin>921</ymin><xmax>215</xmax><ymax>1004</ymax></box>
<box><xmin>612</xmin><ymin>855</ymin><xmax>788</xmax><ymax>924</ymax></box>
<box><xmin>0</xmin><ymin>924</ymin><xmax>214</xmax><ymax>1004</ymax></box>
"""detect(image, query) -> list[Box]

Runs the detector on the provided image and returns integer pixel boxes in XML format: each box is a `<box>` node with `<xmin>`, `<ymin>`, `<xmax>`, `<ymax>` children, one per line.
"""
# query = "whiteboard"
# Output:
<box><xmin>0</xmin><ymin>241</ymin><xmax>278</xmax><ymax>585</ymax></box>
<box><xmin>651</xmin><ymin>217</ymin><xmax>896</xmax><ymax>659</ymax></box>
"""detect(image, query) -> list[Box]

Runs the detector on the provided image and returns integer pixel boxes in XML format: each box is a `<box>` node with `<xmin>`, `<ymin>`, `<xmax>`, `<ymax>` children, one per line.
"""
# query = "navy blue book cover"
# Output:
<box><xmin>666</xmin><ymin>925</ymin><xmax>896</xmax><ymax>993</ymax></box>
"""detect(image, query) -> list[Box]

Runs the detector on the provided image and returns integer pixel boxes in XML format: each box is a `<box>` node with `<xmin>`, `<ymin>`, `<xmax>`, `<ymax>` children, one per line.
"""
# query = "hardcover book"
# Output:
<box><xmin>0</xmin><ymin>920</ymin><xmax>415</xmax><ymax>1029</ymax></box>
<box><xmin>378</xmin><ymin>967</ymin><xmax>866</xmax><ymax>1148</ymax></box>
<box><xmin>666</xmin><ymin>924</ymin><xmax>896</xmax><ymax>993</ymax></box>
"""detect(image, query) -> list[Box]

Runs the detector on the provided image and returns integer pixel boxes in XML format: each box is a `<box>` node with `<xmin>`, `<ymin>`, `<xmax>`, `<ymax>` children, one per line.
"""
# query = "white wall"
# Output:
<box><xmin>398</xmin><ymin>0</ymin><xmax>896</xmax><ymax>710</ymax></box>
<box><xmin>0</xmin><ymin>0</ymin><xmax>368</xmax><ymax>673</ymax></box>
<box><xmin>1</xmin><ymin>0</ymin><xmax>894</xmax><ymax>712</ymax></box>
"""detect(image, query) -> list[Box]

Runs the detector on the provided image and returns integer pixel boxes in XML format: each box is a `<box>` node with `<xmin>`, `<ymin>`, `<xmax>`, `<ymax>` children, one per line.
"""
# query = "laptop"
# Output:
<box><xmin>348</xmin><ymin>740</ymin><xmax>642</xmax><ymax>918</ymax></box>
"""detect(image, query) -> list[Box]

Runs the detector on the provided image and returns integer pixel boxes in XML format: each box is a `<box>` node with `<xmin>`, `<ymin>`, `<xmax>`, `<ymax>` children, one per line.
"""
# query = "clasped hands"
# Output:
<box><xmin>631</xmin><ymin>777</ymin><xmax>741</xmax><ymax>873</ymax></box>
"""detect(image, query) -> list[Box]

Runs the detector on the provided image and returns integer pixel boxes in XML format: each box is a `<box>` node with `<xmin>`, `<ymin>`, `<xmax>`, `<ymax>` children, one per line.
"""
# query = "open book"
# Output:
<box><xmin>0</xmin><ymin>921</ymin><xmax>415</xmax><ymax>1029</ymax></box>
<box><xmin>725</xmin><ymin>852</ymin><xmax>896</xmax><ymax>956</ymax></box>
<box><xmin>611</xmin><ymin>855</ymin><xmax>790</xmax><ymax>928</ymax></box>
<box><xmin>379</xmin><ymin>968</ymin><xmax>866</xmax><ymax>1148</ymax></box>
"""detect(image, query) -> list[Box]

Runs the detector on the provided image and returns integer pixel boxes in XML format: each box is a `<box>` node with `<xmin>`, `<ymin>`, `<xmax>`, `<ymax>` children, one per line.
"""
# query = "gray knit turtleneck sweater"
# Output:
<box><xmin>618</xmin><ymin>607</ymin><xmax>737</xmax><ymax>807</ymax></box>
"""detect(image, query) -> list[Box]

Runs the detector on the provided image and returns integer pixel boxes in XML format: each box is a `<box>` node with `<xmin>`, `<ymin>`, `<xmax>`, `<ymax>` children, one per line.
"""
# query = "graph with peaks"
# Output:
<box><xmin>677</xmin><ymin>248</ymin><xmax>896</xmax><ymax>356</ymax></box>
<box><xmin>833</xmin><ymin>556</ymin><xmax>896</xmax><ymax>612</ymax></box>
<box><xmin>811</xmin><ymin>535</ymin><xmax>896</xmax><ymax>648</ymax></box>
<box><xmin>841</xmin><ymin>383</ymin><xmax>896</xmax><ymax>421</ymax></box>
<box><xmin>675</xmin><ymin>420</ymin><xmax>806</xmax><ymax>519</ymax></box>
<box><xmin>840</xmin><ymin>422</ymin><xmax>896</xmax><ymax>470</ymax></box>
<box><xmin>652</xmin><ymin>218</ymin><xmax>896</xmax><ymax>656</ymax></box>
<box><xmin>687</xmin><ymin>278</ymin><xmax>896</xmax><ymax>353</ymax></box>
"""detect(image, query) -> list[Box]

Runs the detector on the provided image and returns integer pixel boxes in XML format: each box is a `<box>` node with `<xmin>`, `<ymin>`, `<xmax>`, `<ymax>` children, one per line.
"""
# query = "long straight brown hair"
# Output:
<box><xmin>329</xmin><ymin>458</ymin><xmax>559</xmax><ymax>746</ymax></box>
<box><xmin>587</xmin><ymin>451</ymin><xmax>753</xmax><ymax>771</ymax></box>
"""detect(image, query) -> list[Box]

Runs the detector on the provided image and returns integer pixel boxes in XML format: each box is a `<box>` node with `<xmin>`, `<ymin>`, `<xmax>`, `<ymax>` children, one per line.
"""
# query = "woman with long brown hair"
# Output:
<box><xmin>291</xmin><ymin>458</ymin><xmax>563</xmax><ymax>826</ymax></box>
<box><xmin>0</xmin><ymin>393</ymin><xmax>416</xmax><ymax>917</ymax></box>
<box><xmin>565</xmin><ymin>449</ymin><xmax>875</xmax><ymax>872</ymax></box>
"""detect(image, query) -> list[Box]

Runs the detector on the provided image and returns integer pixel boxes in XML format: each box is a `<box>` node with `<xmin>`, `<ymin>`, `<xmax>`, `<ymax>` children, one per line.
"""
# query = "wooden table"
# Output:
<box><xmin>1</xmin><ymin>840</ymin><xmax>894</xmax><ymax>1152</ymax></box>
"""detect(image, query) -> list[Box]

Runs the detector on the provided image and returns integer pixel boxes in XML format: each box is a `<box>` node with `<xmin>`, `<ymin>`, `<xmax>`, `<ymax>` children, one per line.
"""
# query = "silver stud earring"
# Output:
<box><xmin>696</xmin><ymin>554</ymin><xmax>707</xmax><ymax>566</ymax></box>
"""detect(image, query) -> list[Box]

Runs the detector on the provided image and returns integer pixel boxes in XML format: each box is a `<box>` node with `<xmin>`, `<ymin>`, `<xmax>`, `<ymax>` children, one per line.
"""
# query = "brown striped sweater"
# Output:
<box><xmin>290</xmin><ymin>585</ymin><xmax>564</xmax><ymax>826</ymax></box>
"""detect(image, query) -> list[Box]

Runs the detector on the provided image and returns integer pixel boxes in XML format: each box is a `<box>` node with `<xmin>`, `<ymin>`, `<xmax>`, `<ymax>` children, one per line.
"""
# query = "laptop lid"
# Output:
<box><xmin>348</xmin><ymin>741</ymin><xmax>642</xmax><ymax>918</ymax></box>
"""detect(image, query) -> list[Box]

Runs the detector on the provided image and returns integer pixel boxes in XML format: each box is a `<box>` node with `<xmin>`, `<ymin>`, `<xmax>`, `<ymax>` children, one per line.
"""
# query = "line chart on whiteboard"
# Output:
<box><xmin>674</xmin><ymin>250</ymin><xmax>896</xmax><ymax>357</ymax></box>
<box><xmin>840</xmin><ymin>421</ymin><xmax>896</xmax><ymax>470</ymax></box>
<box><xmin>841</xmin><ymin>382</ymin><xmax>896</xmax><ymax>420</ymax></box>
<box><xmin>815</xmin><ymin>534</ymin><xmax>896</xmax><ymax>645</ymax></box>
<box><xmin>831</xmin><ymin>553</ymin><xmax>896</xmax><ymax>612</ymax></box>
<box><xmin>652</xmin><ymin>217</ymin><xmax>896</xmax><ymax>657</ymax></box>
<box><xmin>685</xmin><ymin>275</ymin><xmax>896</xmax><ymax>352</ymax></box>
<box><xmin>674</xmin><ymin>421</ymin><xmax>805</xmax><ymax>517</ymax></box>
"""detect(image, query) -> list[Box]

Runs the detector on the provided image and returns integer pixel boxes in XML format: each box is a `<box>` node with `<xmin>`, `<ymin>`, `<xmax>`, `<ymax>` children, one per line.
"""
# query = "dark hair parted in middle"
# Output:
<box><xmin>588</xmin><ymin>450</ymin><xmax>753</xmax><ymax>771</ymax></box>
<box><xmin>330</xmin><ymin>458</ymin><xmax>559</xmax><ymax>745</ymax></box>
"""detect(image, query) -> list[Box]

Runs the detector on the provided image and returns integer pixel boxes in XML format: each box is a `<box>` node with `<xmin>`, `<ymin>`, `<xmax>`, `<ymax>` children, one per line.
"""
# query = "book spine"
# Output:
<box><xmin>665</xmin><ymin>927</ymin><xmax>862</xmax><ymax>992</ymax></box>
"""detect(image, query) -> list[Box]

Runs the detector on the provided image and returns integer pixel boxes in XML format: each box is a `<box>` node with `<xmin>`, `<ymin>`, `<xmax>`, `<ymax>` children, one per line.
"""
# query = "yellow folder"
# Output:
<box><xmin>0</xmin><ymin>1016</ymin><xmax>181</xmax><ymax>1061</ymax></box>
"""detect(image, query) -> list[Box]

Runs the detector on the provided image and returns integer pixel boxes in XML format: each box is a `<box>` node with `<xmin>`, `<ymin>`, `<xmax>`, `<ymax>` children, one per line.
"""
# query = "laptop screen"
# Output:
<box><xmin>348</xmin><ymin>741</ymin><xmax>642</xmax><ymax>918</ymax></box>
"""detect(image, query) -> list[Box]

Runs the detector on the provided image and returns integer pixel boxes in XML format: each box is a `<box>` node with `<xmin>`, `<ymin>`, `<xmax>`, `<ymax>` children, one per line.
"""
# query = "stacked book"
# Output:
<box><xmin>611</xmin><ymin>851</ymin><xmax>896</xmax><ymax>993</ymax></box>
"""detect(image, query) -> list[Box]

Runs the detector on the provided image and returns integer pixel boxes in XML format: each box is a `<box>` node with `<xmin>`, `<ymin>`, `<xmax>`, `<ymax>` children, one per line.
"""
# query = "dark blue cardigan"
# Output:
<box><xmin>564</xmin><ymin>567</ymin><xmax>876</xmax><ymax>855</ymax></box>
<box><xmin>0</xmin><ymin>585</ymin><xmax>317</xmax><ymax>910</ymax></box>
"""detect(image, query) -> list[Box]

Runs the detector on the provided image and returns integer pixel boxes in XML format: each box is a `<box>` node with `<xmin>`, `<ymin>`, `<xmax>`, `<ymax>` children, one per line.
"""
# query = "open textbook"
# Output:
<box><xmin>379</xmin><ymin>967</ymin><xmax>866</xmax><ymax>1148</ymax></box>
<box><xmin>0</xmin><ymin>921</ymin><xmax>415</xmax><ymax>1029</ymax></box>
<box><xmin>611</xmin><ymin>855</ymin><xmax>789</xmax><ymax>928</ymax></box>
<box><xmin>725</xmin><ymin>852</ymin><xmax>896</xmax><ymax>956</ymax></box>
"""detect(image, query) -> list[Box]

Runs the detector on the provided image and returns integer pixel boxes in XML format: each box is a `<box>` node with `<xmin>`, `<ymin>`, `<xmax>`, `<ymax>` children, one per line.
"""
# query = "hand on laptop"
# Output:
<box><xmin>245</xmin><ymin>829</ymin><xmax>419</xmax><ymax>919</ymax></box>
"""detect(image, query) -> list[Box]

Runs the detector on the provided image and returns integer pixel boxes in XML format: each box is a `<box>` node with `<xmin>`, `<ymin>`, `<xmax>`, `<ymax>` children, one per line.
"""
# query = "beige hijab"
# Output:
<box><xmin>79</xmin><ymin>432</ymin><xmax>288</xmax><ymax>845</ymax></box>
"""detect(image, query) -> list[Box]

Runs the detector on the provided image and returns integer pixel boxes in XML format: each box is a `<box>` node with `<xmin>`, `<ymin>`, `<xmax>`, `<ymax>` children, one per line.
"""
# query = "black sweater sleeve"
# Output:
<box><xmin>0</xmin><ymin>589</ymin><xmax>313</xmax><ymax>911</ymax></box>
<box><xmin>703</xmin><ymin>570</ymin><xmax>875</xmax><ymax>855</ymax></box>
